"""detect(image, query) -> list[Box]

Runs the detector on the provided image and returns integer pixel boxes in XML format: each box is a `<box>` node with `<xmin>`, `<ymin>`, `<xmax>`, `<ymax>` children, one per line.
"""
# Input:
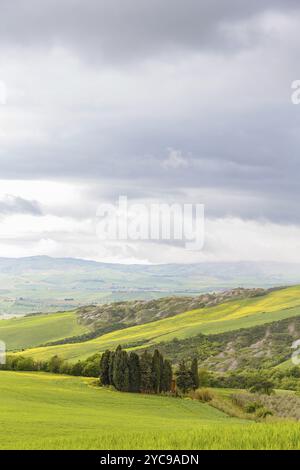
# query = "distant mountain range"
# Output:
<box><xmin>1</xmin><ymin>256</ymin><xmax>300</xmax><ymax>316</ymax></box>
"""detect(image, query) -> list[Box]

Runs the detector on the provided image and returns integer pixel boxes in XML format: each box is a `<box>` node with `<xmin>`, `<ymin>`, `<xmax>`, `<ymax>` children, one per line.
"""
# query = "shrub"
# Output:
<box><xmin>192</xmin><ymin>388</ymin><xmax>214</xmax><ymax>402</ymax></box>
<box><xmin>245</xmin><ymin>402</ymin><xmax>262</xmax><ymax>414</ymax></box>
<box><xmin>249</xmin><ymin>380</ymin><xmax>274</xmax><ymax>395</ymax></box>
<box><xmin>256</xmin><ymin>407</ymin><xmax>273</xmax><ymax>419</ymax></box>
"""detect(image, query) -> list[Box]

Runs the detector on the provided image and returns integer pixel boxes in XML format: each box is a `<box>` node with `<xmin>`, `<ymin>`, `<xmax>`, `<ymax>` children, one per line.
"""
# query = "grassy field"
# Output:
<box><xmin>0</xmin><ymin>371</ymin><xmax>242</xmax><ymax>450</ymax></box>
<box><xmin>17</xmin><ymin>285</ymin><xmax>300</xmax><ymax>362</ymax></box>
<box><xmin>0</xmin><ymin>371</ymin><xmax>299</xmax><ymax>450</ymax></box>
<box><xmin>0</xmin><ymin>311</ymin><xmax>90</xmax><ymax>351</ymax></box>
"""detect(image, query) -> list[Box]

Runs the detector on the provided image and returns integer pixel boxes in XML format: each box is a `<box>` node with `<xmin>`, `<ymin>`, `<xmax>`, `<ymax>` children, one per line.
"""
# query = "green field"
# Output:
<box><xmin>0</xmin><ymin>311</ymin><xmax>90</xmax><ymax>351</ymax></box>
<box><xmin>2</xmin><ymin>286</ymin><xmax>300</xmax><ymax>450</ymax></box>
<box><xmin>1</xmin><ymin>371</ymin><xmax>299</xmax><ymax>450</ymax></box>
<box><xmin>17</xmin><ymin>285</ymin><xmax>300</xmax><ymax>362</ymax></box>
<box><xmin>0</xmin><ymin>371</ymin><xmax>242</xmax><ymax>449</ymax></box>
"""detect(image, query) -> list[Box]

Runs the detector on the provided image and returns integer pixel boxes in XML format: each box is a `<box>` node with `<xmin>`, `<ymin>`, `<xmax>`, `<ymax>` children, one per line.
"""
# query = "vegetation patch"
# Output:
<box><xmin>232</xmin><ymin>391</ymin><xmax>300</xmax><ymax>421</ymax></box>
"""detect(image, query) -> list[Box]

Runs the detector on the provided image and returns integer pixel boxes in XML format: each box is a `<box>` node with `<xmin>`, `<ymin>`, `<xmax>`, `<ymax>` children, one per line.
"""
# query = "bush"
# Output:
<box><xmin>249</xmin><ymin>380</ymin><xmax>274</xmax><ymax>395</ymax></box>
<box><xmin>192</xmin><ymin>388</ymin><xmax>214</xmax><ymax>402</ymax></box>
<box><xmin>256</xmin><ymin>406</ymin><xmax>273</xmax><ymax>419</ymax></box>
<box><xmin>245</xmin><ymin>402</ymin><xmax>262</xmax><ymax>414</ymax></box>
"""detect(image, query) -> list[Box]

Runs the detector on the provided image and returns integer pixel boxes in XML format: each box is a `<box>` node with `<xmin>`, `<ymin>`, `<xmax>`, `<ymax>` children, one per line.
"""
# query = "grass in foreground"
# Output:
<box><xmin>0</xmin><ymin>371</ymin><xmax>299</xmax><ymax>450</ymax></box>
<box><xmin>46</xmin><ymin>424</ymin><xmax>300</xmax><ymax>450</ymax></box>
<box><xmin>18</xmin><ymin>285</ymin><xmax>300</xmax><ymax>362</ymax></box>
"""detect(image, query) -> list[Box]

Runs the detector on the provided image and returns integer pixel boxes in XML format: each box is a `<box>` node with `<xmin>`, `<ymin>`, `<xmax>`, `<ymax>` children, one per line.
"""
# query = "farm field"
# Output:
<box><xmin>0</xmin><ymin>311</ymin><xmax>90</xmax><ymax>351</ymax></box>
<box><xmin>0</xmin><ymin>371</ymin><xmax>299</xmax><ymax>450</ymax></box>
<box><xmin>0</xmin><ymin>371</ymin><xmax>242</xmax><ymax>450</ymax></box>
<box><xmin>17</xmin><ymin>285</ymin><xmax>300</xmax><ymax>362</ymax></box>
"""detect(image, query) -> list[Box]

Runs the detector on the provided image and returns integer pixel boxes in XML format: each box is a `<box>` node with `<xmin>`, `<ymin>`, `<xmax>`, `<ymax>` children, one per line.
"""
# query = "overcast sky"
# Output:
<box><xmin>1</xmin><ymin>0</ymin><xmax>300</xmax><ymax>263</ymax></box>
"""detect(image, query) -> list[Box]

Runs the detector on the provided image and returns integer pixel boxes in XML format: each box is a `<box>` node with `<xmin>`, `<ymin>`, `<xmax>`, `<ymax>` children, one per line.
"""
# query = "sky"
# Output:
<box><xmin>1</xmin><ymin>0</ymin><xmax>300</xmax><ymax>264</ymax></box>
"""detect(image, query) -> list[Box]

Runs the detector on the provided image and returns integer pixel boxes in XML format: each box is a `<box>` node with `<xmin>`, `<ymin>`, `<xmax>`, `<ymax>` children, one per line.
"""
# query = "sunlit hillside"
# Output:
<box><xmin>17</xmin><ymin>285</ymin><xmax>300</xmax><ymax>362</ymax></box>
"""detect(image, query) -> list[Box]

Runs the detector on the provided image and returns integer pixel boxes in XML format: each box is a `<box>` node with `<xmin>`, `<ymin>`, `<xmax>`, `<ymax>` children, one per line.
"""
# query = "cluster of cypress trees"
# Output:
<box><xmin>100</xmin><ymin>345</ymin><xmax>173</xmax><ymax>393</ymax></box>
<box><xmin>175</xmin><ymin>358</ymin><xmax>199</xmax><ymax>393</ymax></box>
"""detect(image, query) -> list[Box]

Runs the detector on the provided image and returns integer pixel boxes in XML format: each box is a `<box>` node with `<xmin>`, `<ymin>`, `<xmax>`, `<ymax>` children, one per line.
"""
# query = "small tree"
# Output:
<box><xmin>161</xmin><ymin>359</ymin><xmax>173</xmax><ymax>392</ymax></box>
<box><xmin>108</xmin><ymin>351</ymin><xmax>115</xmax><ymax>386</ymax></box>
<box><xmin>120</xmin><ymin>350</ymin><xmax>130</xmax><ymax>392</ymax></box>
<box><xmin>71</xmin><ymin>361</ymin><xmax>84</xmax><ymax>376</ymax></box>
<box><xmin>290</xmin><ymin>366</ymin><xmax>300</xmax><ymax>378</ymax></box>
<box><xmin>82</xmin><ymin>361</ymin><xmax>99</xmax><ymax>377</ymax></box>
<box><xmin>112</xmin><ymin>346</ymin><xmax>129</xmax><ymax>392</ymax></box>
<box><xmin>249</xmin><ymin>380</ymin><xmax>275</xmax><ymax>396</ymax></box>
<box><xmin>151</xmin><ymin>349</ymin><xmax>163</xmax><ymax>393</ymax></box>
<box><xmin>191</xmin><ymin>357</ymin><xmax>199</xmax><ymax>390</ymax></box>
<box><xmin>112</xmin><ymin>345</ymin><xmax>122</xmax><ymax>389</ymax></box>
<box><xmin>129</xmin><ymin>352</ymin><xmax>141</xmax><ymax>392</ymax></box>
<box><xmin>140</xmin><ymin>351</ymin><xmax>153</xmax><ymax>393</ymax></box>
<box><xmin>198</xmin><ymin>368</ymin><xmax>210</xmax><ymax>387</ymax></box>
<box><xmin>48</xmin><ymin>355</ymin><xmax>64</xmax><ymax>374</ymax></box>
<box><xmin>176</xmin><ymin>360</ymin><xmax>193</xmax><ymax>393</ymax></box>
<box><xmin>100</xmin><ymin>350</ymin><xmax>111</xmax><ymax>385</ymax></box>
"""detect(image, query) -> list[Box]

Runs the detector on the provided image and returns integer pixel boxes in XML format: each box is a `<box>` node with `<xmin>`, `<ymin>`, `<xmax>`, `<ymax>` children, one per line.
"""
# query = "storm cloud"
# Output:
<box><xmin>0</xmin><ymin>0</ymin><xmax>299</xmax><ymax>61</ymax></box>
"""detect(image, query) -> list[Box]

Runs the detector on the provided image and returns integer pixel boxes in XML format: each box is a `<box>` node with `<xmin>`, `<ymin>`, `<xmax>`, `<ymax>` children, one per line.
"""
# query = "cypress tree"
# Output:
<box><xmin>191</xmin><ymin>357</ymin><xmax>199</xmax><ymax>390</ymax></box>
<box><xmin>151</xmin><ymin>349</ymin><xmax>162</xmax><ymax>393</ymax></box>
<box><xmin>112</xmin><ymin>345</ymin><xmax>123</xmax><ymax>390</ymax></box>
<box><xmin>151</xmin><ymin>350</ymin><xmax>159</xmax><ymax>393</ymax></box>
<box><xmin>108</xmin><ymin>351</ymin><xmax>115</xmax><ymax>386</ymax></box>
<box><xmin>120</xmin><ymin>350</ymin><xmax>130</xmax><ymax>392</ymax></box>
<box><xmin>161</xmin><ymin>359</ymin><xmax>173</xmax><ymax>392</ymax></box>
<box><xmin>100</xmin><ymin>350</ymin><xmax>111</xmax><ymax>386</ymax></box>
<box><xmin>140</xmin><ymin>351</ymin><xmax>153</xmax><ymax>393</ymax></box>
<box><xmin>112</xmin><ymin>346</ymin><xmax>129</xmax><ymax>391</ymax></box>
<box><xmin>159</xmin><ymin>352</ymin><xmax>164</xmax><ymax>392</ymax></box>
<box><xmin>176</xmin><ymin>360</ymin><xmax>193</xmax><ymax>393</ymax></box>
<box><xmin>129</xmin><ymin>352</ymin><xmax>141</xmax><ymax>392</ymax></box>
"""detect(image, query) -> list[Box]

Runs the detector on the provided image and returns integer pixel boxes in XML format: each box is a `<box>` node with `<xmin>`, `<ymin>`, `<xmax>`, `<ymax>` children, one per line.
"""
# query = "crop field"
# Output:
<box><xmin>0</xmin><ymin>371</ymin><xmax>299</xmax><ymax>450</ymax></box>
<box><xmin>17</xmin><ymin>285</ymin><xmax>300</xmax><ymax>362</ymax></box>
<box><xmin>0</xmin><ymin>311</ymin><xmax>90</xmax><ymax>351</ymax></box>
<box><xmin>0</xmin><ymin>371</ymin><xmax>243</xmax><ymax>449</ymax></box>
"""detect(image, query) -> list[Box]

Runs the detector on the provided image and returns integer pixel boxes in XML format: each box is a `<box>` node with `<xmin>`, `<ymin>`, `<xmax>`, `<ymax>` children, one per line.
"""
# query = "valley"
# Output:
<box><xmin>2</xmin><ymin>256</ymin><xmax>300</xmax><ymax>317</ymax></box>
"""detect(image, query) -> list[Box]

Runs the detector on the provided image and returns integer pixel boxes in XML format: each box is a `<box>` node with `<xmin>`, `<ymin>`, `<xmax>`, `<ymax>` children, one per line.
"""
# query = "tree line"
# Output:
<box><xmin>100</xmin><ymin>346</ymin><xmax>200</xmax><ymax>394</ymax></box>
<box><xmin>1</xmin><ymin>346</ymin><xmax>201</xmax><ymax>395</ymax></box>
<box><xmin>100</xmin><ymin>346</ymin><xmax>173</xmax><ymax>393</ymax></box>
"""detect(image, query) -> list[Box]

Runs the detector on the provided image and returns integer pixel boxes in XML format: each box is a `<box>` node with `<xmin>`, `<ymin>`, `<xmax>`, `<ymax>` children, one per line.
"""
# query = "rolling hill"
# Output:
<box><xmin>0</xmin><ymin>311</ymin><xmax>90</xmax><ymax>351</ymax></box>
<box><xmin>2</xmin><ymin>256</ymin><xmax>300</xmax><ymax>316</ymax></box>
<box><xmin>151</xmin><ymin>314</ymin><xmax>300</xmax><ymax>371</ymax></box>
<box><xmin>15</xmin><ymin>285</ymin><xmax>300</xmax><ymax>362</ymax></box>
<box><xmin>1</xmin><ymin>287</ymin><xmax>266</xmax><ymax>351</ymax></box>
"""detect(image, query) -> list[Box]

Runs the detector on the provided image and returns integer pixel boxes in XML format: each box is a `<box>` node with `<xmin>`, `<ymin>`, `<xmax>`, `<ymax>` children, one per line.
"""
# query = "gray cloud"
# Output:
<box><xmin>0</xmin><ymin>195</ymin><xmax>42</xmax><ymax>216</ymax></box>
<box><xmin>0</xmin><ymin>0</ymin><xmax>299</xmax><ymax>62</ymax></box>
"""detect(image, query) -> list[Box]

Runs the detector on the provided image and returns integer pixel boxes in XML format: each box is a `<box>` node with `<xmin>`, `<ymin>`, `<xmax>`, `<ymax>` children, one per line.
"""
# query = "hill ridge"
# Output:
<box><xmin>13</xmin><ymin>285</ymin><xmax>300</xmax><ymax>363</ymax></box>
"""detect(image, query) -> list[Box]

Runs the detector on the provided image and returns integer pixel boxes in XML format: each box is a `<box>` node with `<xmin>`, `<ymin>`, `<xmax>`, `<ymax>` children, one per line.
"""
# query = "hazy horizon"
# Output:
<box><xmin>3</xmin><ymin>254</ymin><xmax>300</xmax><ymax>267</ymax></box>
